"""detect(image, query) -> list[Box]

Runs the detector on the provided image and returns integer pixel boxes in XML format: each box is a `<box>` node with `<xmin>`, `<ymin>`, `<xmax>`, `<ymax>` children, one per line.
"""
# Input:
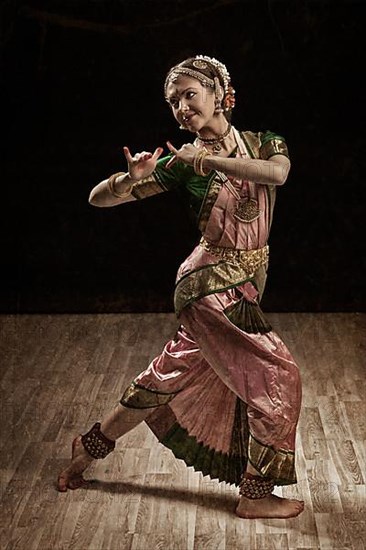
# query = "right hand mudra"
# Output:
<box><xmin>123</xmin><ymin>146</ymin><xmax>164</xmax><ymax>181</ymax></box>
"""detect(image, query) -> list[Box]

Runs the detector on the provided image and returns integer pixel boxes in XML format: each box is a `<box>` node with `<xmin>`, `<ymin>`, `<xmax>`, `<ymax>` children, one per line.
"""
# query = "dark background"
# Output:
<box><xmin>1</xmin><ymin>0</ymin><xmax>365</xmax><ymax>313</ymax></box>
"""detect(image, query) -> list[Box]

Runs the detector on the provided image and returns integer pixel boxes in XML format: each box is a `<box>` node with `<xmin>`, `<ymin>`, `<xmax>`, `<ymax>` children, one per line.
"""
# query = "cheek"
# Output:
<box><xmin>201</xmin><ymin>89</ymin><xmax>215</xmax><ymax>111</ymax></box>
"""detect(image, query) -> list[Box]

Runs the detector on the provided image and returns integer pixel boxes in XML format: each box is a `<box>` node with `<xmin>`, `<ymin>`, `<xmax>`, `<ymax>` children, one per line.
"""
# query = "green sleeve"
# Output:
<box><xmin>259</xmin><ymin>131</ymin><xmax>289</xmax><ymax>160</ymax></box>
<box><xmin>130</xmin><ymin>153</ymin><xmax>186</xmax><ymax>200</ymax></box>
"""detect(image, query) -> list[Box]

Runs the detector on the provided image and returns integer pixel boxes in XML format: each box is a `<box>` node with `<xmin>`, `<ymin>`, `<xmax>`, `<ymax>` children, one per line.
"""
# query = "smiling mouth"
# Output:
<box><xmin>182</xmin><ymin>113</ymin><xmax>196</xmax><ymax>123</ymax></box>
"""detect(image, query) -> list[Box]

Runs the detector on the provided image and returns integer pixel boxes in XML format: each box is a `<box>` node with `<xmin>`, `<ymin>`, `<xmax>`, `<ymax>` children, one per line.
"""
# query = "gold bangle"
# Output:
<box><xmin>193</xmin><ymin>149</ymin><xmax>210</xmax><ymax>176</ymax></box>
<box><xmin>107</xmin><ymin>172</ymin><xmax>133</xmax><ymax>199</ymax></box>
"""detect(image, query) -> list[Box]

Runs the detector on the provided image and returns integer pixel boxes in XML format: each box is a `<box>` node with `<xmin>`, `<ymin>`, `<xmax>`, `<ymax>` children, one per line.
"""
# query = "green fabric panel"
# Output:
<box><xmin>153</xmin><ymin>154</ymin><xmax>213</xmax><ymax>220</ymax></box>
<box><xmin>224</xmin><ymin>298</ymin><xmax>272</xmax><ymax>334</ymax></box>
<box><xmin>161</xmin><ymin>422</ymin><xmax>244</xmax><ymax>485</ymax></box>
<box><xmin>260</xmin><ymin>130</ymin><xmax>286</xmax><ymax>147</ymax></box>
<box><xmin>153</xmin><ymin>154</ymin><xmax>188</xmax><ymax>191</ymax></box>
<box><xmin>154</xmin><ymin>154</ymin><xmax>211</xmax><ymax>198</ymax></box>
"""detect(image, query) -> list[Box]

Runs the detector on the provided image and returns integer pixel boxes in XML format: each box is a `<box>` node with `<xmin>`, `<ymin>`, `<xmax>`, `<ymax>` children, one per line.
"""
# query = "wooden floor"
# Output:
<box><xmin>0</xmin><ymin>312</ymin><xmax>365</xmax><ymax>550</ymax></box>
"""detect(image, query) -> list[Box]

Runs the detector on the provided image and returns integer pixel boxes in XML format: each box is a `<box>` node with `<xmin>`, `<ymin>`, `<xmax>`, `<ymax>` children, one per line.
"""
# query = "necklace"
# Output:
<box><xmin>197</xmin><ymin>124</ymin><xmax>232</xmax><ymax>154</ymax></box>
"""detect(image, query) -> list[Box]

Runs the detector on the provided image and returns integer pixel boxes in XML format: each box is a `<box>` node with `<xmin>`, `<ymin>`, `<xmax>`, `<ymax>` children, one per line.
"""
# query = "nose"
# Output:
<box><xmin>179</xmin><ymin>99</ymin><xmax>189</xmax><ymax>113</ymax></box>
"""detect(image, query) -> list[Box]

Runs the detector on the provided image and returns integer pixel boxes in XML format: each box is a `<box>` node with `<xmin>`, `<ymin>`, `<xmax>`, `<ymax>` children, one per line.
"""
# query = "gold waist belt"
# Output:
<box><xmin>200</xmin><ymin>237</ymin><xmax>269</xmax><ymax>276</ymax></box>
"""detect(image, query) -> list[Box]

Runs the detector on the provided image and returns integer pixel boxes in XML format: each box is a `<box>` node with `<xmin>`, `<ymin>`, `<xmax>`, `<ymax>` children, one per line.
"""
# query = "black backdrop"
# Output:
<box><xmin>2</xmin><ymin>0</ymin><xmax>365</xmax><ymax>313</ymax></box>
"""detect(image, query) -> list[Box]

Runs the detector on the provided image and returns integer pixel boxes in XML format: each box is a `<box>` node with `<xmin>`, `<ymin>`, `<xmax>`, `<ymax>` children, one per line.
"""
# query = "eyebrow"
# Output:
<box><xmin>166</xmin><ymin>87</ymin><xmax>198</xmax><ymax>99</ymax></box>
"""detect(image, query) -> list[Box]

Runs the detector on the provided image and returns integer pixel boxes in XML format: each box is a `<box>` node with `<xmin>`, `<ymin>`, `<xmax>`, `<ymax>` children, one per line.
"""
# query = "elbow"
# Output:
<box><xmin>275</xmin><ymin>173</ymin><xmax>288</xmax><ymax>186</ymax></box>
<box><xmin>88</xmin><ymin>188</ymin><xmax>103</xmax><ymax>207</ymax></box>
<box><xmin>88</xmin><ymin>192</ymin><xmax>98</xmax><ymax>206</ymax></box>
<box><xmin>274</xmin><ymin>159</ymin><xmax>291</xmax><ymax>186</ymax></box>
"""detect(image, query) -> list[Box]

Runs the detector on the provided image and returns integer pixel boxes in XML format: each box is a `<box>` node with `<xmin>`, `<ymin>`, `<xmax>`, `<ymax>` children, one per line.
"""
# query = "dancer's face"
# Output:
<box><xmin>165</xmin><ymin>75</ymin><xmax>216</xmax><ymax>132</ymax></box>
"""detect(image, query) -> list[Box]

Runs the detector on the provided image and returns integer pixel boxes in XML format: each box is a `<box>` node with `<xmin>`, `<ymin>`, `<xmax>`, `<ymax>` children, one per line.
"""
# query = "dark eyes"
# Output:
<box><xmin>169</xmin><ymin>91</ymin><xmax>196</xmax><ymax>108</ymax></box>
<box><xmin>186</xmin><ymin>91</ymin><xmax>196</xmax><ymax>100</ymax></box>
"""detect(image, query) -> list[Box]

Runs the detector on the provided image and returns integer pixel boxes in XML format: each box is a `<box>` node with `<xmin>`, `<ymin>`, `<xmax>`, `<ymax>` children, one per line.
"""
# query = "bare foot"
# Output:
<box><xmin>236</xmin><ymin>493</ymin><xmax>304</xmax><ymax>519</ymax></box>
<box><xmin>57</xmin><ymin>436</ymin><xmax>94</xmax><ymax>492</ymax></box>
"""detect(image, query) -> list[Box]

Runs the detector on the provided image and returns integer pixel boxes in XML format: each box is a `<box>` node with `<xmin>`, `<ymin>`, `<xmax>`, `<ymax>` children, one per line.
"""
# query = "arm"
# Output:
<box><xmin>166</xmin><ymin>131</ymin><xmax>291</xmax><ymax>186</ymax></box>
<box><xmin>89</xmin><ymin>146</ymin><xmax>164</xmax><ymax>207</ymax></box>
<box><xmin>89</xmin><ymin>172</ymin><xmax>137</xmax><ymax>208</ymax></box>
<box><xmin>202</xmin><ymin>153</ymin><xmax>290</xmax><ymax>186</ymax></box>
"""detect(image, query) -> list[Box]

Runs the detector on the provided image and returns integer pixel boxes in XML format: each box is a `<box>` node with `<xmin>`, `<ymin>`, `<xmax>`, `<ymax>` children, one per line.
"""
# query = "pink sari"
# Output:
<box><xmin>121</xmin><ymin>129</ymin><xmax>302</xmax><ymax>486</ymax></box>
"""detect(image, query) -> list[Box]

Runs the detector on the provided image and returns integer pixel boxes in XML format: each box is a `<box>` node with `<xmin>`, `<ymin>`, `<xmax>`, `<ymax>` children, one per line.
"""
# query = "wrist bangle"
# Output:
<box><xmin>107</xmin><ymin>173</ymin><xmax>133</xmax><ymax>198</ymax></box>
<box><xmin>193</xmin><ymin>149</ymin><xmax>210</xmax><ymax>176</ymax></box>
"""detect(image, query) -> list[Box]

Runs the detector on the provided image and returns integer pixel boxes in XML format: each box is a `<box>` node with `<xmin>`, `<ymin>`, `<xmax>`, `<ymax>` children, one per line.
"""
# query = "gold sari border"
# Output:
<box><xmin>131</xmin><ymin>173</ymin><xmax>166</xmax><ymax>200</ymax></box>
<box><xmin>259</xmin><ymin>138</ymin><xmax>289</xmax><ymax>160</ymax></box>
<box><xmin>241</xmin><ymin>131</ymin><xmax>261</xmax><ymax>159</ymax></box>
<box><xmin>120</xmin><ymin>381</ymin><xmax>179</xmax><ymax>409</ymax></box>
<box><xmin>174</xmin><ymin>260</ymin><xmax>253</xmax><ymax>317</ymax></box>
<box><xmin>174</xmin><ymin>245</ymin><xmax>269</xmax><ymax>317</ymax></box>
<box><xmin>248</xmin><ymin>432</ymin><xmax>297</xmax><ymax>485</ymax></box>
<box><xmin>197</xmin><ymin>172</ymin><xmax>225</xmax><ymax>233</ymax></box>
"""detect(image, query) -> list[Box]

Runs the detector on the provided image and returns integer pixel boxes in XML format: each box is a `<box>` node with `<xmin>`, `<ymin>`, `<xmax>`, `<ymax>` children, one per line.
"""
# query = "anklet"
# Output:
<box><xmin>239</xmin><ymin>472</ymin><xmax>274</xmax><ymax>499</ymax></box>
<box><xmin>81</xmin><ymin>422</ymin><xmax>116</xmax><ymax>459</ymax></box>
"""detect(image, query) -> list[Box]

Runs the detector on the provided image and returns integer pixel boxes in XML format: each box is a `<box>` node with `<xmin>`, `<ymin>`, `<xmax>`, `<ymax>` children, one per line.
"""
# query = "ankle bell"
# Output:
<box><xmin>81</xmin><ymin>422</ymin><xmax>115</xmax><ymax>459</ymax></box>
<box><xmin>239</xmin><ymin>472</ymin><xmax>274</xmax><ymax>499</ymax></box>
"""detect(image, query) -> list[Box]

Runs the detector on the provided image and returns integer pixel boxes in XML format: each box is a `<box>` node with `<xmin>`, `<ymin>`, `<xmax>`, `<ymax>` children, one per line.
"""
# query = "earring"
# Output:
<box><xmin>214</xmin><ymin>97</ymin><xmax>224</xmax><ymax>114</ymax></box>
<box><xmin>179</xmin><ymin>124</ymin><xmax>186</xmax><ymax>130</ymax></box>
<box><xmin>213</xmin><ymin>76</ymin><xmax>224</xmax><ymax>114</ymax></box>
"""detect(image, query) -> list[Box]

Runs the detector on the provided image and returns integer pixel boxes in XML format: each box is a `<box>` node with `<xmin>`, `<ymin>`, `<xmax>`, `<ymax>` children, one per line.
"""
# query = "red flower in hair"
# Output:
<box><xmin>223</xmin><ymin>85</ymin><xmax>236</xmax><ymax>111</ymax></box>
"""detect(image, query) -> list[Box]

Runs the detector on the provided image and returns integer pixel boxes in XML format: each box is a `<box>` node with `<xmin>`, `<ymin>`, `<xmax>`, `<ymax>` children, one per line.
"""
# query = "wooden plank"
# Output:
<box><xmin>0</xmin><ymin>313</ymin><xmax>364</xmax><ymax>550</ymax></box>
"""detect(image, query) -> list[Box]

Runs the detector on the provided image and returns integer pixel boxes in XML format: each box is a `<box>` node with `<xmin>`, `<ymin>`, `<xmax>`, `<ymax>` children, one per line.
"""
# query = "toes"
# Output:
<box><xmin>57</xmin><ymin>472</ymin><xmax>88</xmax><ymax>492</ymax></box>
<box><xmin>68</xmin><ymin>475</ymin><xmax>88</xmax><ymax>490</ymax></box>
<box><xmin>57</xmin><ymin>475</ymin><xmax>68</xmax><ymax>492</ymax></box>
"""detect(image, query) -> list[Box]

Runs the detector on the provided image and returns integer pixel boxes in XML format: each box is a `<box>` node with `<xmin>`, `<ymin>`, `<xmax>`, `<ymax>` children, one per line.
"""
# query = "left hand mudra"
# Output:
<box><xmin>166</xmin><ymin>141</ymin><xmax>197</xmax><ymax>169</ymax></box>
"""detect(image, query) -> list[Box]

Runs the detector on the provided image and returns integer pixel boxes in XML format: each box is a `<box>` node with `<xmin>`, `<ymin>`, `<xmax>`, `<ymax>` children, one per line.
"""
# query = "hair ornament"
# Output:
<box><xmin>193</xmin><ymin>59</ymin><xmax>208</xmax><ymax>70</ymax></box>
<box><xmin>194</xmin><ymin>55</ymin><xmax>231</xmax><ymax>93</ymax></box>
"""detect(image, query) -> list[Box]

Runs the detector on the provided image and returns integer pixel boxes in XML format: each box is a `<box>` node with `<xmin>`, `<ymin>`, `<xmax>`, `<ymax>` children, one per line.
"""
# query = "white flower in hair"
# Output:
<box><xmin>194</xmin><ymin>55</ymin><xmax>231</xmax><ymax>93</ymax></box>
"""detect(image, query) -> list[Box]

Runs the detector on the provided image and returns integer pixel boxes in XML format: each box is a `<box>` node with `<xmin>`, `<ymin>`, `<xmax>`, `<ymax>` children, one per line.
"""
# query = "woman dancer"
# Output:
<box><xmin>58</xmin><ymin>55</ymin><xmax>304</xmax><ymax>519</ymax></box>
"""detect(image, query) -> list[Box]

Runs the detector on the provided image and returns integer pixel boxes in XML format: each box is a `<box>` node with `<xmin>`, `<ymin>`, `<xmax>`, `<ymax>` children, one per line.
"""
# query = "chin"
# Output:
<box><xmin>187</xmin><ymin>120</ymin><xmax>202</xmax><ymax>133</ymax></box>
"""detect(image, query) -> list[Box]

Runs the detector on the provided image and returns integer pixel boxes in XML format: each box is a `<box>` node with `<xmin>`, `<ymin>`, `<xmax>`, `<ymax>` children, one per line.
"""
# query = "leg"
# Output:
<box><xmin>235</xmin><ymin>462</ymin><xmax>304</xmax><ymax>519</ymax></box>
<box><xmin>58</xmin><ymin>325</ymin><xmax>203</xmax><ymax>492</ymax></box>
<box><xmin>179</xmin><ymin>292</ymin><xmax>304</xmax><ymax>518</ymax></box>
<box><xmin>57</xmin><ymin>404</ymin><xmax>150</xmax><ymax>492</ymax></box>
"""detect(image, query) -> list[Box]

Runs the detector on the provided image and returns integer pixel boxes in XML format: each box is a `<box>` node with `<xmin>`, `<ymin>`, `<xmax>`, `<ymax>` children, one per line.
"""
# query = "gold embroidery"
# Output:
<box><xmin>248</xmin><ymin>434</ymin><xmax>297</xmax><ymax>485</ymax></box>
<box><xmin>241</xmin><ymin>131</ymin><xmax>261</xmax><ymax>158</ymax></box>
<box><xmin>197</xmin><ymin>173</ymin><xmax>225</xmax><ymax>233</ymax></box>
<box><xmin>200</xmin><ymin>239</ymin><xmax>269</xmax><ymax>273</ymax></box>
<box><xmin>233</xmin><ymin>198</ymin><xmax>261</xmax><ymax>223</ymax></box>
<box><xmin>130</xmin><ymin>174</ymin><xmax>166</xmax><ymax>200</ymax></box>
<box><xmin>260</xmin><ymin>138</ymin><xmax>289</xmax><ymax>160</ymax></box>
<box><xmin>120</xmin><ymin>382</ymin><xmax>178</xmax><ymax>409</ymax></box>
<box><xmin>174</xmin><ymin>243</ymin><xmax>268</xmax><ymax>317</ymax></box>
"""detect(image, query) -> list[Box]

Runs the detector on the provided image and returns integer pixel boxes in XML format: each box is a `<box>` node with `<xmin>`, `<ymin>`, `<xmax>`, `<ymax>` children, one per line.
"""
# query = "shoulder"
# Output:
<box><xmin>240</xmin><ymin>130</ymin><xmax>289</xmax><ymax>160</ymax></box>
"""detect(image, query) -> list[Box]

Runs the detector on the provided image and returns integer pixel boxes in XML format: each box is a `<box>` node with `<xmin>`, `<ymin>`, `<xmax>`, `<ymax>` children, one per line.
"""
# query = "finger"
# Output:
<box><xmin>166</xmin><ymin>141</ymin><xmax>178</xmax><ymax>154</ymax></box>
<box><xmin>166</xmin><ymin>155</ymin><xmax>178</xmax><ymax>169</ymax></box>
<box><xmin>141</xmin><ymin>152</ymin><xmax>152</xmax><ymax>161</ymax></box>
<box><xmin>152</xmin><ymin>147</ymin><xmax>164</xmax><ymax>160</ymax></box>
<box><xmin>123</xmin><ymin>146</ymin><xmax>133</xmax><ymax>163</ymax></box>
